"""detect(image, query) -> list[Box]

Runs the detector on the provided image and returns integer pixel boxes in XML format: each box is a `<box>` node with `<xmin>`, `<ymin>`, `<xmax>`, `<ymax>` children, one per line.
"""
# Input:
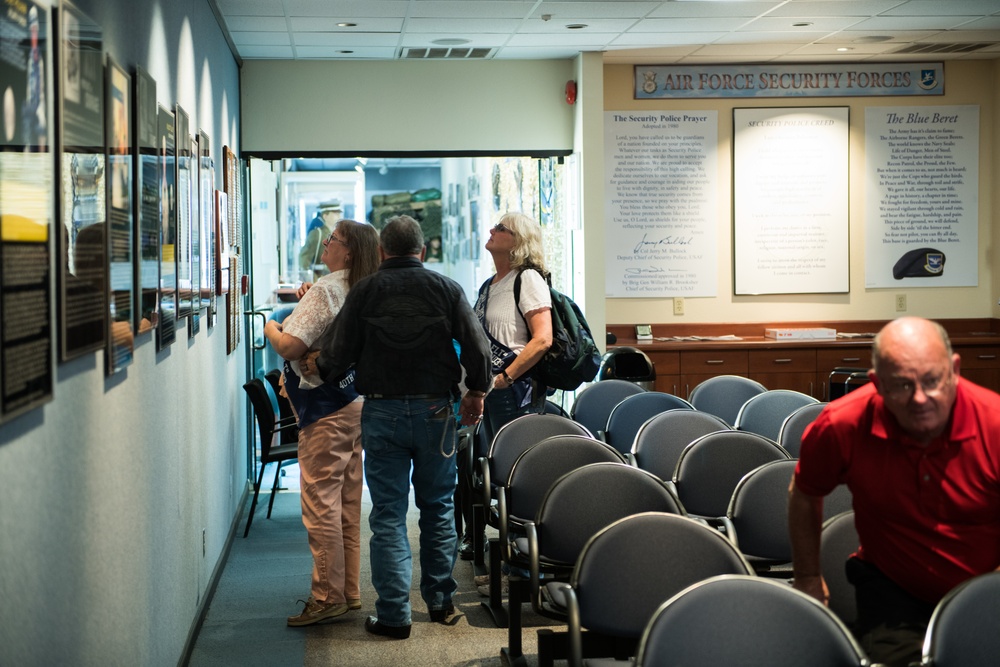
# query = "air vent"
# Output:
<box><xmin>401</xmin><ymin>47</ymin><xmax>494</xmax><ymax>59</ymax></box>
<box><xmin>893</xmin><ymin>42</ymin><xmax>994</xmax><ymax>55</ymax></box>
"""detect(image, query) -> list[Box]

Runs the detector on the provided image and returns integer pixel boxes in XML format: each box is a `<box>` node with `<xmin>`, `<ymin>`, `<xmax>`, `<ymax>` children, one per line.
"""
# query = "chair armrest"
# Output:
<box><xmin>562</xmin><ymin>584</ymin><xmax>583</xmax><ymax>667</ymax></box>
<box><xmin>625</xmin><ymin>452</ymin><xmax>637</xmax><ymax>467</ymax></box>
<box><xmin>496</xmin><ymin>488</ymin><xmax>511</xmax><ymax>562</ymax></box>
<box><xmin>719</xmin><ymin>516</ymin><xmax>738</xmax><ymax>547</ymax></box>
<box><xmin>525</xmin><ymin>522</ymin><xmax>540</xmax><ymax>607</ymax></box>
<box><xmin>596</xmin><ymin>429</ymin><xmax>607</xmax><ymax>442</ymax></box>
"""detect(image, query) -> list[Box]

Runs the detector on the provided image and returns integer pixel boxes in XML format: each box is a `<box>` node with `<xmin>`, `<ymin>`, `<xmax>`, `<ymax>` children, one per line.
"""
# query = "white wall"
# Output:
<box><xmin>0</xmin><ymin>1</ymin><xmax>244</xmax><ymax>664</ymax></box>
<box><xmin>241</xmin><ymin>60</ymin><xmax>577</xmax><ymax>154</ymax></box>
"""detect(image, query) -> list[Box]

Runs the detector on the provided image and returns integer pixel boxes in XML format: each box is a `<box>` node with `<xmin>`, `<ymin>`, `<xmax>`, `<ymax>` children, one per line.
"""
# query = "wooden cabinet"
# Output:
<box><xmin>749</xmin><ymin>348</ymin><xmax>817</xmax><ymax>397</ymax></box>
<box><xmin>607</xmin><ymin>319</ymin><xmax>1000</xmax><ymax>401</ymax></box>
<box><xmin>645</xmin><ymin>350</ymin><xmax>680</xmax><ymax>395</ymax></box>
<box><xmin>679</xmin><ymin>350</ymin><xmax>748</xmax><ymax>399</ymax></box>
<box><xmin>955</xmin><ymin>345</ymin><xmax>1000</xmax><ymax>390</ymax></box>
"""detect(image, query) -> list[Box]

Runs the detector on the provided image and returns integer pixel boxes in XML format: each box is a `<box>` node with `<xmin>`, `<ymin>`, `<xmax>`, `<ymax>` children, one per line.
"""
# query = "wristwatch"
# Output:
<box><xmin>501</xmin><ymin>370</ymin><xmax>514</xmax><ymax>386</ymax></box>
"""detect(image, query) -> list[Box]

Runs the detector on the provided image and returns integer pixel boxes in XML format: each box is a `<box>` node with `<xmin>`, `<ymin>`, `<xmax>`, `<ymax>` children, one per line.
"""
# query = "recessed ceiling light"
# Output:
<box><xmin>336</xmin><ymin>50</ymin><xmax>354</xmax><ymax>54</ymax></box>
<box><xmin>792</xmin><ymin>22</ymin><xmax>813</xmax><ymax>27</ymax></box>
<box><xmin>566</xmin><ymin>24</ymin><xmax>588</xmax><ymax>30</ymax></box>
<box><xmin>432</xmin><ymin>38</ymin><xmax>470</xmax><ymax>46</ymax></box>
<box><xmin>337</xmin><ymin>22</ymin><xmax>356</xmax><ymax>28</ymax></box>
<box><xmin>837</xmin><ymin>47</ymin><xmax>853</xmax><ymax>52</ymax></box>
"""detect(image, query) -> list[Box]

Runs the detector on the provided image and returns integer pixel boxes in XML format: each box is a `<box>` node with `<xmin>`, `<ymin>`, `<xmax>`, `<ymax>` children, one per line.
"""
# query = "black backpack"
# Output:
<box><xmin>514</xmin><ymin>270</ymin><xmax>601</xmax><ymax>391</ymax></box>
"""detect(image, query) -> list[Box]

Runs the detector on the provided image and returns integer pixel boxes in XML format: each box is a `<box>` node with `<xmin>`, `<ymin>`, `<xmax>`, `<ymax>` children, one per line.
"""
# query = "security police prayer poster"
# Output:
<box><xmin>604</xmin><ymin>110</ymin><xmax>718</xmax><ymax>298</ymax></box>
<box><xmin>733</xmin><ymin>107</ymin><xmax>849</xmax><ymax>295</ymax></box>
<box><xmin>864</xmin><ymin>105</ymin><xmax>979</xmax><ymax>288</ymax></box>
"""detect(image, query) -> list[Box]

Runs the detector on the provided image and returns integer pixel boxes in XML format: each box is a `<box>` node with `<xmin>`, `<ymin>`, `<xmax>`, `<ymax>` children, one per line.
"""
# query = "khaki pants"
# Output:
<box><xmin>296</xmin><ymin>399</ymin><xmax>364</xmax><ymax>605</ymax></box>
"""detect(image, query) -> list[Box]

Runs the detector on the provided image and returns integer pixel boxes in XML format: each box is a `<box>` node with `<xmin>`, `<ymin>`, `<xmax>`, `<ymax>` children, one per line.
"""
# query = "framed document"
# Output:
<box><xmin>174</xmin><ymin>104</ymin><xmax>192</xmax><ymax>321</ymax></box>
<box><xmin>188</xmin><ymin>134</ymin><xmax>200</xmax><ymax>337</ymax></box>
<box><xmin>733</xmin><ymin>107</ymin><xmax>849</xmax><ymax>295</ymax></box>
<box><xmin>57</xmin><ymin>0</ymin><xmax>107</xmax><ymax>361</ymax></box>
<box><xmin>133</xmin><ymin>66</ymin><xmax>158</xmax><ymax>339</ymax></box>
<box><xmin>155</xmin><ymin>104</ymin><xmax>176</xmax><ymax>351</ymax></box>
<box><xmin>0</xmin><ymin>0</ymin><xmax>54</xmax><ymax>421</ymax></box>
<box><xmin>105</xmin><ymin>56</ymin><xmax>133</xmax><ymax>375</ymax></box>
<box><xmin>198</xmin><ymin>130</ymin><xmax>216</xmax><ymax>328</ymax></box>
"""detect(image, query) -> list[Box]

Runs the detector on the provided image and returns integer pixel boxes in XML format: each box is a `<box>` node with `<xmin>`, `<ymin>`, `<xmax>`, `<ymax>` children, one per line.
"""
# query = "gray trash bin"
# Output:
<box><xmin>598</xmin><ymin>346</ymin><xmax>655</xmax><ymax>390</ymax></box>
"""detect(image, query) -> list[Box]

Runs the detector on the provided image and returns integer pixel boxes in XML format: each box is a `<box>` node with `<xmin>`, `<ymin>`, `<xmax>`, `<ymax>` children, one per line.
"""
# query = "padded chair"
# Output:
<box><xmin>829</xmin><ymin>367</ymin><xmax>870</xmax><ymax>400</ymax></box>
<box><xmin>517</xmin><ymin>463</ymin><xmax>686</xmax><ymax>667</ymax></box>
<box><xmin>474</xmin><ymin>413</ymin><xmax>593</xmax><ymax>624</ymax></box>
<box><xmin>721</xmin><ymin>459</ymin><xmax>798</xmax><ymax>575</ymax></box>
<box><xmin>562</xmin><ymin>513</ymin><xmax>755</xmax><ymax>667</ymax></box>
<box><xmin>921</xmin><ymin>571</ymin><xmax>1000</xmax><ymax>667</ymax></box>
<box><xmin>687</xmin><ymin>374</ymin><xmax>767</xmax><ymax>427</ymax></box>
<box><xmin>634</xmin><ymin>575</ymin><xmax>870</xmax><ymax>667</ymax></box>
<box><xmin>670</xmin><ymin>430</ymin><xmax>790</xmax><ymax>522</ymax></box>
<box><xmin>493</xmin><ymin>438</ymin><xmax>628</xmax><ymax>664</ymax></box>
<box><xmin>735</xmin><ymin>389</ymin><xmax>821</xmax><ymax>442</ymax></box>
<box><xmin>821</xmin><ymin>510</ymin><xmax>859</xmax><ymax>628</ymax></box>
<box><xmin>603</xmin><ymin>391</ymin><xmax>694</xmax><ymax>455</ymax></box>
<box><xmin>570</xmin><ymin>379</ymin><xmax>646</xmax><ymax>439</ymax></box>
<box><xmin>242</xmin><ymin>378</ymin><xmax>299</xmax><ymax>538</ymax></box>
<box><xmin>777</xmin><ymin>401</ymin><xmax>827</xmax><ymax>457</ymax></box>
<box><xmin>630</xmin><ymin>408</ymin><xmax>732</xmax><ymax>481</ymax></box>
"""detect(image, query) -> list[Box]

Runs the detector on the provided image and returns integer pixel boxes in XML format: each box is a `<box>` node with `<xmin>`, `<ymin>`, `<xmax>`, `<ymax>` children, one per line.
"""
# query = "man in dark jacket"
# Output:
<box><xmin>313</xmin><ymin>215</ymin><xmax>491</xmax><ymax>639</ymax></box>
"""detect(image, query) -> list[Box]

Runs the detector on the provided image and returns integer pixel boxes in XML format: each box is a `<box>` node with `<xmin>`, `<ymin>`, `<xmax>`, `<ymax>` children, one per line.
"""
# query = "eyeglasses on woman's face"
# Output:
<box><xmin>491</xmin><ymin>222</ymin><xmax>514</xmax><ymax>235</ymax></box>
<box><xmin>324</xmin><ymin>232</ymin><xmax>348</xmax><ymax>247</ymax></box>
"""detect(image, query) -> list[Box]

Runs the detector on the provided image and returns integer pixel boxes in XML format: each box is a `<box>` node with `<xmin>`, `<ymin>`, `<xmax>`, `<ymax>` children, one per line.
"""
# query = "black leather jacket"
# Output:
<box><xmin>315</xmin><ymin>256</ymin><xmax>491</xmax><ymax>397</ymax></box>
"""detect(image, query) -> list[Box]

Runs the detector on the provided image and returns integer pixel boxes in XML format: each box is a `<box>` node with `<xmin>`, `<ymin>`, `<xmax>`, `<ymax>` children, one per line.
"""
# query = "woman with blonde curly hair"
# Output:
<box><xmin>474</xmin><ymin>211</ymin><xmax>553</xmax><ymax>446</ymax></box>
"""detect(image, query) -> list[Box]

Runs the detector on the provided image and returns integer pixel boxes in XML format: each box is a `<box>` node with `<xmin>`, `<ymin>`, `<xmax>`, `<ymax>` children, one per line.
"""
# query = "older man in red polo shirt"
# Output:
<box><xmin>789</xmin><ymin>316</ymin><xmax>1000</xmax><ymax>667</ymax></box>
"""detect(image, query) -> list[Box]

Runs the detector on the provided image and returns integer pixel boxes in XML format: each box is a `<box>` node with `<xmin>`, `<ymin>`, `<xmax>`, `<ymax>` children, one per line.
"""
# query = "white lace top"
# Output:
<box><xmin>282</xmin><ymin>269</ymin><xmax>350</xmax><ymax>389</ymax></box>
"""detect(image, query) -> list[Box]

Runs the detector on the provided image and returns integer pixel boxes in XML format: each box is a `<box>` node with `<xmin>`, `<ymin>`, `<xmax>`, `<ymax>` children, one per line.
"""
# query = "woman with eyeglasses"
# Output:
<box><xmin>263</xmin><ymin>219</ymin><xmax>380</xmax><ymax>627</ymax></box>
<box><xmin>466</xmin><ymin>212</ymin><xmax>553</xmax><ymax>573</ymax></box>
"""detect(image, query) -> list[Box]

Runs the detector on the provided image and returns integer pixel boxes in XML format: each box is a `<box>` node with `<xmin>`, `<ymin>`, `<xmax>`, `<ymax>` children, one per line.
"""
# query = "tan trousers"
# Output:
<box><xmin>296</xmin><ymin>398</ymin><xmax>364</xmax><ymax>605</ymax></box>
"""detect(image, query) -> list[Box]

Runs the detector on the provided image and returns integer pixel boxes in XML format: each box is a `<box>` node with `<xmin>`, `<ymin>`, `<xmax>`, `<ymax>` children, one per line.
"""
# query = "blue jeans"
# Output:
<box><xmin>362</xmin><ymin>397</ymin><xmax>459</xmax><ymax>627</ymax></box>
<box><xmin>482</xmin><ymin>385</ymin><xmax>544</xmax><ymax>446</ymax></box>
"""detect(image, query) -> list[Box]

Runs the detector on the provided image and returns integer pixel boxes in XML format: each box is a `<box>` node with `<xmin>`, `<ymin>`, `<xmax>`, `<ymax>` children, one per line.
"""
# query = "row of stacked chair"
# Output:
<box><xmin>469</xmin><ymin>375</ymin><xmax>847</xmax><ymax>666</ymax></box>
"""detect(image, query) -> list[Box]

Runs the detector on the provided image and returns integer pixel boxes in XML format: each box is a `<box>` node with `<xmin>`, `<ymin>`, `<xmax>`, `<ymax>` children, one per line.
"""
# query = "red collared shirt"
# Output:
<box><xmin>795</xmin><ymin>379</ymin><xmax>1000</xmax><ymax>603</ymax></box>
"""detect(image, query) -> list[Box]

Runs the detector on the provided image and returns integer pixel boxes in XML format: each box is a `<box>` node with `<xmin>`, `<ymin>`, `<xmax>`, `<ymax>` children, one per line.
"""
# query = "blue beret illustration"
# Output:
<box><xmin>892</xmin><ymin>248</ymin><xmax>945</xmax><ymax>279</ymax></box>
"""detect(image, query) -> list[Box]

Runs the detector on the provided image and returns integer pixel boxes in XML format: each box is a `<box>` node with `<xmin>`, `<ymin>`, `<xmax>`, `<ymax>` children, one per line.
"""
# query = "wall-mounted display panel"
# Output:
<box><xmin>105</xmin><ymin>56</ymin><xmax>132</xmax><ymax>375</ymax></box>
<box><xmin>133</xmin><ymin>66</ymin><xmax>157</xmax><ymax>339</ymax></box>
<box><xmin>156</xmin><ymin>104</ymin><xmax>175</xmax><ymax>350</ymax></box>
<box><xmin>174</xmin><ymin>104</ymin><xmax>192</xmax><ymax>322</ymax></box>
<box><xmin>0</xmin><ymin>0</ymin><xmax>54</xmax><ymax>422</ymax></box>
<box><xmin>733</xmin><ymin>106</ymin><xmax>849</xmax><ymax>296</ymax></box>
<box><xmin>198</xmin><ymin>130</ymin><xmax>215</xmax><ymax>328</ymax></box>
<box><xmin>57</xmin><ymin>0</ymin><xmax>107</xmax><ymax>361</ymax></box>
<box><xmin>188</xmin><ymin>133</ymin><xmax>200</xmax><ymax>337</ymax></box>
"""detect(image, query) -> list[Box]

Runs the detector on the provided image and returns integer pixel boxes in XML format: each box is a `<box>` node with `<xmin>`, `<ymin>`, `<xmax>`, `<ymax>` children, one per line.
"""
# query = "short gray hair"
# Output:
<box><xmin>380</xmin><ymin>215</ymin><xmax>424</xmax><ymax>256</ymax></box>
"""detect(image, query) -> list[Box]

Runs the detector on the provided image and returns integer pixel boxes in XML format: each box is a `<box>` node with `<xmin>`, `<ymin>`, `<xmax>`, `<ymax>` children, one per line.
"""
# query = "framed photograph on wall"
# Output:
<box><xmin>198</xmin><ymin>130</ymin><xmax>216</xmax><ymax>328</ymax></box>
<box><xmin>733</xmin><ymin>106</ymin><xmax>850</xmax><ymax>295</ymax></box>
<box><xmin>56</xmin><ymin>0</ymin><xmax>107</xmax><ymax>361</ymax></box>
<box><xmin>133</xmin><ymin>66</ymin><xmax>158</xmax><ymax>338</ymax></box>
<box><xmin>105</xmin><ymin>56</ymin><xmax>134</xmax><ymax>375</ymax></box>
<box><xmin>0</xmin><ymin>0</ymin><xmax>55</xmax><ymax>422</ymax></box>
<box><xmin>174</xmin><ymin>104</ymin><xmax>192</xmax><ymax>321</ymax></box>
<box><xmin>156</xmin><ymin>104</ymin><xmax>176</xmax><ymax>351</ymax></box>
<box><xmin>188</xmin><ymin>134</ymin><xmax>200</xmax><ymax>337</ymax></box>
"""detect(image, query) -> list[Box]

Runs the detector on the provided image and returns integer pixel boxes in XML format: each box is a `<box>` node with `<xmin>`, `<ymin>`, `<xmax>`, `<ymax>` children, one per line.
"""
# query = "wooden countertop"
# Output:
<box><xmin>606</xmin><ymin>318</ymin><xmax>1000</xmax><ymax>352</ymax></box>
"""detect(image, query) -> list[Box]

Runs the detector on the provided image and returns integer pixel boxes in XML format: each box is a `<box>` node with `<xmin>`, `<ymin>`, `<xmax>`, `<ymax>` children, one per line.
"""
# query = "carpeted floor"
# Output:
<box><xmin>186</xmin><ymin>464</ymin><xmax>564</xmax><ymax>667</ymax></box>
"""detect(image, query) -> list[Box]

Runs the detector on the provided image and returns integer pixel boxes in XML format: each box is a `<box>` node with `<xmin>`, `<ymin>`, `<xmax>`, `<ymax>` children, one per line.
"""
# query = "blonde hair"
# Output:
<box><xmin>498</xmin><ymin>212</ymin><xmax>548</xmax><ymax>275</ymax></box>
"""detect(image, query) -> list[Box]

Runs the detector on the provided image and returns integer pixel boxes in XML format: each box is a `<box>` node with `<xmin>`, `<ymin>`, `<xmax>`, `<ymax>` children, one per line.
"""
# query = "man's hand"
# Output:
<box><xmin>792</xmin><ymin>574</ymin><xmax>830</xmax><ymax>606</ymax></box>
<box><xmin>458</xmin><ymin>393</ymin><xmax>485</xmax><ymax>426</ymax></box>
<box><xmin>299</xmin><ymin>350</ymin><xmax>321</xmax><ymax>376</ymax></box>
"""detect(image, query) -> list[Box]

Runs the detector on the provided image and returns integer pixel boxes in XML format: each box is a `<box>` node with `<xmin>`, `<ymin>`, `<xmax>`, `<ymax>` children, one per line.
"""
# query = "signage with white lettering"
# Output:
<box><xmin>604</xmin><ymin>111</ymin><xmax>718</xmax><ymax>298</ymax></box>
<box><xmin>864</xmin><ymin>105</ymin><xmax>978</xmax><ymax>288</ymax></box>
<box><xmin>635</xmin><ymin>63</ymin><xmax>943</xmax><ymax>99</ymax></box>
